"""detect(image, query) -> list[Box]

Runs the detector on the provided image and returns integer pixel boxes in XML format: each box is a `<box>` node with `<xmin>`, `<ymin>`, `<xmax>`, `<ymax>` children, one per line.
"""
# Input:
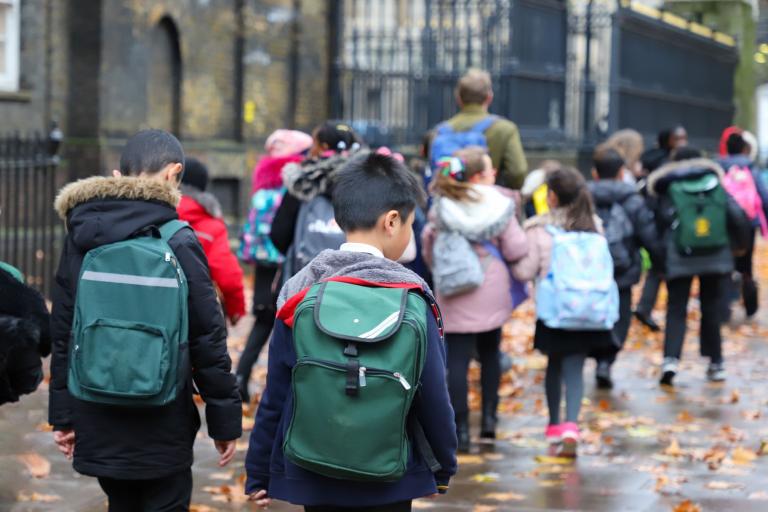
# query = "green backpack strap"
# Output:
<box><xmin>158</xmin><ymin>220</ymin><xmax>190</xmax><ymax>242</ymax></box>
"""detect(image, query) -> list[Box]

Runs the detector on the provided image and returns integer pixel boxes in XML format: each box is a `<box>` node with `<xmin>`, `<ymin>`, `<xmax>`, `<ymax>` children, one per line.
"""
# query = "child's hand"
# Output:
<box><xmin>214</xmin><ymin>439</ymin><xmax>237</xmax><ymax>467</ymax></box>
<box><xmin>249</xmin><ymin>490</ymin><xmax>271</xmax><ymax>508</ymax></box>
<box><xmin>53</xmin><ymin>429</ymin><xmax>75</xmax><ymax>459</ymax></box>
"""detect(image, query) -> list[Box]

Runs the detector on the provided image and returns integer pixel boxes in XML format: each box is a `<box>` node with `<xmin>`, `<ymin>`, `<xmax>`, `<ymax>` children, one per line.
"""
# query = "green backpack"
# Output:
<box><xmin>668</xmin><ymin>174</ymin><xmax>729</xmax><ymax>255</ymax></box>
<box><xmin>67</xmin><ymin>220</ymin><xmax>190</xmax><ymax>407</ymax></box>
<box><xmin>284</xmin><ymin>280</ymin><xmax>435</xmax><ymax>481</ymax></box>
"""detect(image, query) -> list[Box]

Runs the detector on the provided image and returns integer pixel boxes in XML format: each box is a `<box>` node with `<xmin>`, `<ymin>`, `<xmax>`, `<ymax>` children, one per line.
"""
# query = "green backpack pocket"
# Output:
<box><xmin>74</xmin><ymin>319</ymin><xmax>170</xmax><ymax>398</ymax></box>
<box><xmin>669</xmin><ymin>174</ymin><xmax>728</xmax><ymax>255</ymax></box>
<box><xmin>283</xmin><ymin>280</ymin><xmax>428</xmax><ymax>481</ymax></box>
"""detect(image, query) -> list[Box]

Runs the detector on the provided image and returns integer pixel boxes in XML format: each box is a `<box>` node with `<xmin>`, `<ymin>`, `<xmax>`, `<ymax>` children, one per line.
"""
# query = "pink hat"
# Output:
<box><xmin>265</xmin><ymin>129</ymin><xmax>313</xmax><ymax>158</ymax></box>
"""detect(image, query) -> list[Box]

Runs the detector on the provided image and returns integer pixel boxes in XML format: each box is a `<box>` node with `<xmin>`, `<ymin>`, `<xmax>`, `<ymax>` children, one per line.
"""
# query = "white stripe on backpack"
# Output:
<box><xmin>81</xmin><ymin>270</ymin><xmax>179</xmax><ymax>289</ymax></box>
<box><xmin>358</xmin><ymin>311</ymin><xmax>400</xmax><ymax>339</ymax></box>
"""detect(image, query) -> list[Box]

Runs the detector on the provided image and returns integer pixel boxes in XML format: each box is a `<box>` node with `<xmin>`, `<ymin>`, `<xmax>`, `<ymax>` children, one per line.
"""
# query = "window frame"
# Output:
<box><xmin>0</xmin><ymin>0</ymin><xmax>20</xmax><ymax>92</ymax></box>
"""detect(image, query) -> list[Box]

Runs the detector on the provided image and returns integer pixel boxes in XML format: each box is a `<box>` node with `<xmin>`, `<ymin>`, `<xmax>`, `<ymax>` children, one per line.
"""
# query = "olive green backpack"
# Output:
<box><xmin>283</xmin><ymin>279</ymin><xmax>440</xmax><ymax>481</ymax></box>
<box><xmin>67</xmin><ymin>220</ymin><xmax>190</xmax><ymax>407</ymax></box>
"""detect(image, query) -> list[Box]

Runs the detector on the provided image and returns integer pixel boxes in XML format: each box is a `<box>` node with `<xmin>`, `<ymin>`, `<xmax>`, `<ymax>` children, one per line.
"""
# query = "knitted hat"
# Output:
<box><xmin>265</xmin><ymin>129</ymin><xmax>313</xmax><ymax>158</ymax></box>
<box><xmin>181</xmin><ymin>157</ymin><xmax>209</xmax><ymax>192</ymax></box>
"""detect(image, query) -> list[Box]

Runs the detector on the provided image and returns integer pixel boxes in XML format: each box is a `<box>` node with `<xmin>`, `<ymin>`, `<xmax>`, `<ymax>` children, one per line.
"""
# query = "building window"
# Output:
<box><xmin>0</xmin><ymin>0</ymin><xmax>20</xmax><ymax>92</ymax></box>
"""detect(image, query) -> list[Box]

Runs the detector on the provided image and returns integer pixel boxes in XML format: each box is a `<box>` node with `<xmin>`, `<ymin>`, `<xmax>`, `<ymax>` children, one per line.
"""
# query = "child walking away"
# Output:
<box><xmin>0</xmin><ymin>262</ymin><xmax>51</xmax><ymax>406</ymax></box>
<box><xmin>512</xmin><ymin>166</ymin><xmax>618</xmax><ymax>457</ymax></box>
<box><xmin>421</xmin><ymin>147</ymin><xmax>528</xmax><ymax>452</ymax></box>
<box><xmin>648</xmin><ymin>151</ymin><xmax>751</xmax><ymax>386</ymax></box>
<box><xmin>246</xmin><ymin>152</ymin><xmax>457</xmax><ymax>511</ymax></box>
<box><xmin>237</xmin><ymin>129</ymin><xmax>313</xmax><ymax>403</ymax></box>
<box><xmin>177</xmin><ymin>157</ymin><xmax>246</xmax><ymax>324</ymax></box>
<box><xmin>270</xmin><ymin>122</ymin><xmax>362</xmax><ymax>281</ymax></box>
<box><xmin>589</xmin><ymin>145</ymin><xmax>661</xmax><ymax>389</ymax></box>
<box><xmin>49</xmin><ymin>130</ymin><xmax>242</xmax><ymax>511</ymax></box>
<box><xmin>718</xmin><ymin>130</ymin><xmax>768</xmax><ymax>318</ymax></box>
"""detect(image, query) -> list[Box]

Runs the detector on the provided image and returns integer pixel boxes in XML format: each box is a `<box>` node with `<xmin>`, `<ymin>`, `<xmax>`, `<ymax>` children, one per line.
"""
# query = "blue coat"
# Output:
<box><xmin>245</xmin><ymin>266</ymin><xmax>457</xmax><ymax>507</ymax></box>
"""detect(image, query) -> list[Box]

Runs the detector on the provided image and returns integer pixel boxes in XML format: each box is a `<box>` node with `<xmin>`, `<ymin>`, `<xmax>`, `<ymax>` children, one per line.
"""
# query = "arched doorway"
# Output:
<box><xmin>147</xmin><ymin>16</ymin><xmax>182</xmax><ymax>135</ymax></box>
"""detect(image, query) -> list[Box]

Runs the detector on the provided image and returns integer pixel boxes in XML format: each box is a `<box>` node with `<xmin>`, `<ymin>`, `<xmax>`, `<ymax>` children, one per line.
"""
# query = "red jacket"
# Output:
<box><xmin>177</xmin><ymin>189</ymin><xmax>246</xmax><ymax>319</ymax></box>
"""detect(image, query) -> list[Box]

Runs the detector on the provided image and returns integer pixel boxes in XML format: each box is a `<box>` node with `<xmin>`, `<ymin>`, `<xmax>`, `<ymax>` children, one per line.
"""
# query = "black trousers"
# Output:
<box><xmin>636</xmin><ymin>271</ymin><xmax>663</xmax><ymax>316</ymax></box>
<box><xmin>306</xmin><ymin>501</ymin><xmax>412</xmax><ymax>512</ymax></box>
<box><xmin>236</xmin><ymin>265</ymin><xmax>278</xmax><ymax>380</ymax></box>
<box><xmin>664</xmin><ymin>274</ymin><xmax>726</xmax><ymax>364</ymax></box>
<box><xmin>97</xmin><ymin>469</ymin><xmax>192</xmax><ymax>512</ymax></box>
<box><xmin>446</xmin><ymin>328</ymin><xmax>502</xmax><ymax>417</ymax></box>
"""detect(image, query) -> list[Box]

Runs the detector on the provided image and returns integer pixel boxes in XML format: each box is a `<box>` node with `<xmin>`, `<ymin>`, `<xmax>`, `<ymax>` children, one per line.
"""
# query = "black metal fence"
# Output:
<box><xmin>0</xmin><ymin>133</ymin><xmax>61</xmax><ymax>297</ymax></box>
<box><xmin>330</xmin><ymin>0</ymin><xmax>568</xmax><ymax>148</ymax></box>
<box><xmin>611</xmin><ymin>6</ymin><xmax>737</xmax><ymax>150</ymax></box>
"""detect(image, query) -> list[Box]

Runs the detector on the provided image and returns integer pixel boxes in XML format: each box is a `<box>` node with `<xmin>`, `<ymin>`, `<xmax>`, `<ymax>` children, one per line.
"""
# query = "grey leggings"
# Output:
<box><xmin>545</xmin><ymin>353</ymin><xmax>586</xmax><ymax>425</ymax></box>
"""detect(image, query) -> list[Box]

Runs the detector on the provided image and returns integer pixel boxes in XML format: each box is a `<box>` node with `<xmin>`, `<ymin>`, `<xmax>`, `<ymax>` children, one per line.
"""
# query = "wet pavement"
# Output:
<box><xmin>3</xmin><ymin>265</ymin><xmax>768</xmax><ymax>511</ymax></box>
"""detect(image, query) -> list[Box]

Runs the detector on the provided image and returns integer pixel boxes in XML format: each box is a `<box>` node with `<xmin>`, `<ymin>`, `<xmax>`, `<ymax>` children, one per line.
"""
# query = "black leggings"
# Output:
<box><xmin>445</xmin><ymin>328</ymin><xmax>502</xmax><ymax>417</ymax></box>
<box><xmin>236</xmin><ymin>265</ymin><xmax>278</xmax><ymax>380</ymax></box>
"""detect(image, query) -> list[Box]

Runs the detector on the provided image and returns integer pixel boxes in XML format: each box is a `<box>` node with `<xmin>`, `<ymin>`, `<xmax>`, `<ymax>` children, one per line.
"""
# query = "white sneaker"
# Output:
<box><xmin>660</xmin><ymin>357</ymin><xmax>679</xmax><ymax>386</ymax></box>
<box><xmin>707</xmin><ymin>362</ymin><xmax>726</xmax><ymax>382</ymax></box>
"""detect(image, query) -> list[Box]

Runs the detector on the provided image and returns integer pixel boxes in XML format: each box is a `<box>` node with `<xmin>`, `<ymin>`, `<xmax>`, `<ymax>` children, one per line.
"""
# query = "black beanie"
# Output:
<box><xmin>182</xmin><ymin>157</ymin><xmax>209</xmax><ymax>191</ymax></box>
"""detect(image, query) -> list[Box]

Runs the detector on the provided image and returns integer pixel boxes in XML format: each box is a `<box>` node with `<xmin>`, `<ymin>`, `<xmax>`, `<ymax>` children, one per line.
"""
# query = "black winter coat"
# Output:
<box><xmin>588</xmin><ymin>180</ymin><xmax>663</xmax><ymax>289</ymax></box>
<box><xmin>48</xmin><ymin>176</ymin><xmax>242</xmax><ymax>480</ymax></box>
<box><xmin>0</xmin><ymin>267</ymin><xmax>51</xmax><ymax>405</ymax></box>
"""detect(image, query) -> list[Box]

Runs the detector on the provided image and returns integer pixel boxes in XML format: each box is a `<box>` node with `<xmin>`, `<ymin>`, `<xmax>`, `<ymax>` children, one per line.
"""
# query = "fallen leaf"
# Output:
<box><xmin>17</xmin><ymin>453</ymin><xmax>51</xmax><ymax>478</ymax></box>
<box><xmin>472</xmin><ymin>506</ymin><xmax>497</xmax><ymax>512</ymax></box>
<box><xmin>676</xmin><ymin>410</ymin><xmax>694</xmax><ymax>423</ymax></box>
<box><xmin>598</xmin><ymin>399</ymin><xmax>611</xmax><ymax>412</ymax></box>
<box><xmin>672</xmin><ymin>499</ymin><xmax>702</xmax><ymax>512</ymax></box>
<box><xmin>741</xmin><ymin>409</ymin><xmax>761</xmax><ymax>421</ymax></box>
<box><xmin>190</xmin><ymin>505</ymin><xmax>218</xmax><ymax>512</ymax></box>
<box><xmin>471</xmin><ymin>472</ymin><xmax>500</xmax><ymax>483</ymax></box>
<box><xmin>705</xmin><ymin>480</ymin><xmax>744</xmax><ymax>491</ymax></box>
<box><xmin>759</xmin><ymin>440</ymin><xmax>768</xmax><ymax>455</ymax></box>
<box><xmin>16</xmin><ymin>492</ymin><xmax>61</xmax><ymax>503</ymax></box>
<box><xmin>534</xmin><ymin>455</ymin><xmax>575</xmax><ymax>465</ymax></box>
<box><xmin>731</xmin><ymin>446</ymin><xmax>757</xmax><ymax>465</ymax></box>
<box><xmin>241</xmin><ymin>416</ymin><xmax>255</xmax><ymax>431</ymax></box>
<box><xmin>411</xmin><ymin>500</ymin><xmax>436</xmax><ymax>509</ymax></box>
<box><xmin>209</xmin><ymin>471</ymin><xmax>233</xmax><ymax>481</ymax></box>
<box><xmin>654</xmin><ymin>475</ymin><xmax>669</xmax><ymax>493</ymax></box>
<box><xmin>35</xmin><ymin>422</ymin><xmax>54</xmax><ymax>432</ymax></box>
<box><xmin>483</xmin><ymin>492</ymin><xmax>525</xmax><ymax>502</ymax></box>
<box><xmin>729</xmin><ymin>389</ymin><xmax>740</xmax><ymax>404</ymax></box>
<box><xmin>627</xmin><ymin>425</ymin><xmax>658</xmax><ymax>438</ymax></box>
<box><xmin>663</xmin><ymin>438</ymin><xmax>685</xmax><ymax>457</ymax></box>
<box><xmin>457</xmin><ymin>454</ymin><xmax>485</xmax><ymax>465</ymax></box>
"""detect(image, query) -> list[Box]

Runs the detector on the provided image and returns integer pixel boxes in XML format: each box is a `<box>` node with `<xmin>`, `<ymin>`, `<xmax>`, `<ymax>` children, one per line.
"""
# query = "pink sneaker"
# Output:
<box><xmin>559</xmin><ymin>422</ymin><xmax>579</xmax><ymax>457</ymax></box>
<box><xmin>545</xmin><ymin>424</ymin><xmax>562</xmax><ymax>444</ymax></box>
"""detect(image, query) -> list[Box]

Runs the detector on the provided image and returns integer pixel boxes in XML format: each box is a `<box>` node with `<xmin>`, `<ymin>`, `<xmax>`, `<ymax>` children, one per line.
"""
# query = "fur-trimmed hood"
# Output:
<box><xmin>55</xmin><ymin>176</ymin><xmax>180</xmax><ymax>220</ymax></box>
<box><xmin>252</xmin><ymin>154</ymin><xmax>303</xmax><ymax>193</ymax></box>
<box><xmin>647</xmin><ymin>158</ymin><xmax>724</xmax><ymax>196</ymax></box>
<box><xmin>523</xmin><ymin>208</ymin><xmax>604</xmax><ymax>233</ymax></box>
<box><xmin>179</xmin><ymin>184</ymin><xmax>223</xmax><ymax>219</ymax></box>
<box><xmin>54</xmin><ymin>176</ymin><xmax>180</xmax><ymax>252</ymax></box>
<box><xmin>434</xmin><ymin>185</ymin><xmax>516</xmax><ymax>240</ymax></box>
<box><xmin>282</xmin><ymin>150</ymin><xmax>363</xmax><ymax>202</ymax></box>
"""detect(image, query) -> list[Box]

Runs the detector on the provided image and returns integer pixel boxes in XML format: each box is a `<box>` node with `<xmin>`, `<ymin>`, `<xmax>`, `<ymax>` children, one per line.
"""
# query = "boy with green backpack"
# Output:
<box><xmin>647</xmin><ymin>150</ymin><xmax>750</xmax><ymax>386</ymax></box>
<box><xmin>49</xmin><ymin>130</ymin><xmax>242</xmax><ymax>510</ymax></box>
<box><xmin>246</xmin><ymin>152</ymin><xmax>457</xmax><ymax>511</ymax></box>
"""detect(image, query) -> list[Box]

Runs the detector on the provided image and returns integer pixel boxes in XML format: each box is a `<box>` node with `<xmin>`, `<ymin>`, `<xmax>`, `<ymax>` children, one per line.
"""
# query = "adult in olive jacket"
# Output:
<box><xmin>441</xmin><ymin>69</ymin><xmax>528</xmax><ymax>189</ymax></box>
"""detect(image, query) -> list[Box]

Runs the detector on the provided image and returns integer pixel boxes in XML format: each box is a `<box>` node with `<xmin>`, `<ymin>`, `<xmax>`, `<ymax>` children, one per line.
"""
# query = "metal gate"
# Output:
<box><xmin>0</xmin><ymin>132</ymin><xmax>62</xmax><ymax>297</ymax></box>
<box><xmin>330</xmin><ymin>0</ymin><xmax>568</xmax><ymax>149</ymax></box>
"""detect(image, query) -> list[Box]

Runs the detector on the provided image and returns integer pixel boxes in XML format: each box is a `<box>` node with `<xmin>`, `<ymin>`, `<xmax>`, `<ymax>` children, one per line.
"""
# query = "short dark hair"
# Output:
<box><xmin>726</xmin><ymin>133</ymin><xmax>746</xmax><ymax>156</ymax></box>
<box><xmin>314</xmin><ymin>122</ymin><xmax>361</xmax><ymax>153</ymax></box>
<box><xmin>119</xmin><ymin>129</ymin><xmax>185</xmax><ymax>176</ymax></box>
<box><xmin>593</xmin><ymin>145</ymin><xmax>625</xmax><ymax>179</ymax></box>
<box><xmin>332</xmin><ymin>152</ymin><xmax>426</xmax><ymax>232</ymax></box>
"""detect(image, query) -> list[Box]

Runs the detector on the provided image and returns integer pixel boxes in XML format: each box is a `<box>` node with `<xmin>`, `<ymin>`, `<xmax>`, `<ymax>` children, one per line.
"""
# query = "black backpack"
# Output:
<box><xmin>597</xmin><ymin>202</ymin><xmax>634</xmax><ymax>276</ymax></box>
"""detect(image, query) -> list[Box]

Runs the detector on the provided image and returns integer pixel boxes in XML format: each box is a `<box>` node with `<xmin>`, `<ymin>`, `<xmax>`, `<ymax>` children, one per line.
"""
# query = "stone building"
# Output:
<box><xmin>0</xmin><ymin>0</ymin><xmax>329</xmax><ymax>218</ymax></box>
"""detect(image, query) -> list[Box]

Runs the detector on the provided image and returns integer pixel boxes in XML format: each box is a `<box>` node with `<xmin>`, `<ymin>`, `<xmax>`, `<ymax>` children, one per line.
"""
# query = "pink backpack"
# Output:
<box><xmin>723</xmin><ymin>165</ymin><xmax>768</xmax><ymax>237</ymax></box>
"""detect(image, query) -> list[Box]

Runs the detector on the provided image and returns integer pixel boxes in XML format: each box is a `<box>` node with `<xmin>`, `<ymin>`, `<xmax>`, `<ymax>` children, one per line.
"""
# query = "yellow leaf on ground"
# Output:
<box><xmin>473</xmin><ymin>506</ymin><xmax>497</xmax><ymax>512</ymax></box>
<box><xmin>35</xmin><ymin>422</ymin><xmax>54</xmax><ymax>432</ymax></box>
<box><xmin>759</xmin><ymin>440</ymin><xmax>768</xmax><ymax>456</ymax></box>
<box><xmin>627</xmin><ymin>426</ymin><xmax>658</xmax><ymax>438</ymax></box>
<box><xmin>457</xmin><ymin>454</ymin><xmax>485</xmax><ymax>465</ymax></box>
<box><xmin>705</xmin><ymin>480</ymin><xmax>744</xmax><ymax>490</ymax></box>
<box><xmin>471</xmin><ymin>472</ymin><xmax>500</xmax><ymax>483</ymax></box>
<box><xmin>663</xmin><ymin>438</ymin><xmax>685</xmax><ymax>457</ymax></box>
<box><xmin>17</xmin><ymin>453</ymin><xmax>51</xmax><ymax>478</ymax></box>
<box><xmin>483</xmin><ymin>492</ymin><xmax>525</xmax><ymax>502</ymax></box>
<box><xmin>672</xmin><ymin>499</ymin><xmax>702</xmax><ymax>512</ymax></box>
<box><xmin>534</xmin><ymin>455</ymin><xmax>575</xmax><ymax>465</ymax></box>
<box><xmin>17</xmin><ymin>492</ymin><xmax>61</xmax><ymax>503</ymax></box>
<box><xmin>731</xmin><ymin>446</ymin><xmax>757</xmax><ymax>465</ymax></box>
<box><xmin>729</xmin><ymin>389</ymin><xmax>740</xmax><ymax>404</ymax></box>
<box><xmin>676</xmin><ymin>410</ymin><xmax>694</xmax><ymax>423</ymax></box>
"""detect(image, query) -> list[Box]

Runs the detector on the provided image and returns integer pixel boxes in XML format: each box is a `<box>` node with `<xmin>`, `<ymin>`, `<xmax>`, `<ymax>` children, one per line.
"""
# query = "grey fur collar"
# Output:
<box><xmin>278</xmin><ymin>250</ymin><xmax>430</xmax><ymax>309</ymax></box>
<box><xmin>180</xmin><ymin>184</ymin><xmax>223</xmax><ymax>218</ymax></box>
<box><xmin>647</xmin><ymin>158</ymin><xmax>724</xmax><ymax>196</ymax></box>
<box><xmin>55</xmin><ymin>176</ymin><xmax>181</xmax><ymax>220</ymax></box>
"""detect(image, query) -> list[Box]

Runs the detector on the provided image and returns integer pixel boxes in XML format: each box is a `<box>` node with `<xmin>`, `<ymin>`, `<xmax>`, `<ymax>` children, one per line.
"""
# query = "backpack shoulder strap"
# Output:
<box><xmin>158</xmin><ymin>220</ymin><xmax>190</xmax><ymax>242</ymax></box>
<box><xmin>469</xmin><ymin>115</ymin><xmax>498</xmax><ymax>134</ymax></box>
<box><xmin>435</xmin><ymin>121</ymin><xmax>454</xmax><ymax>136</ymax></box>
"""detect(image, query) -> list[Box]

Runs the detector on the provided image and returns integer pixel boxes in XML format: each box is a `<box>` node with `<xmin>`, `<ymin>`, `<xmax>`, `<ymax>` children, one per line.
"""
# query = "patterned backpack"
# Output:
<box><xmin>536</xmin><ymin>226</ymin><xmax>619</xmax><ymax>331</ymax></box>
<box><xmin>239</xmin><ymin>188</ymin><xmax>285</xmax><ymax>265</ymax></box>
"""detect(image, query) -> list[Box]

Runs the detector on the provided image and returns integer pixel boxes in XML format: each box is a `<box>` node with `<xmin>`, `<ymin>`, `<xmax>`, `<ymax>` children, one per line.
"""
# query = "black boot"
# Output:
<box><xmin>480</xmin><ymin>405</ymin><xmax>497</xmax><ymax>439</ymax></box>
<box><xmin>456</xmin><ymin>413</ymin><xmax>470</xmax><ymax>453</ymax></box>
